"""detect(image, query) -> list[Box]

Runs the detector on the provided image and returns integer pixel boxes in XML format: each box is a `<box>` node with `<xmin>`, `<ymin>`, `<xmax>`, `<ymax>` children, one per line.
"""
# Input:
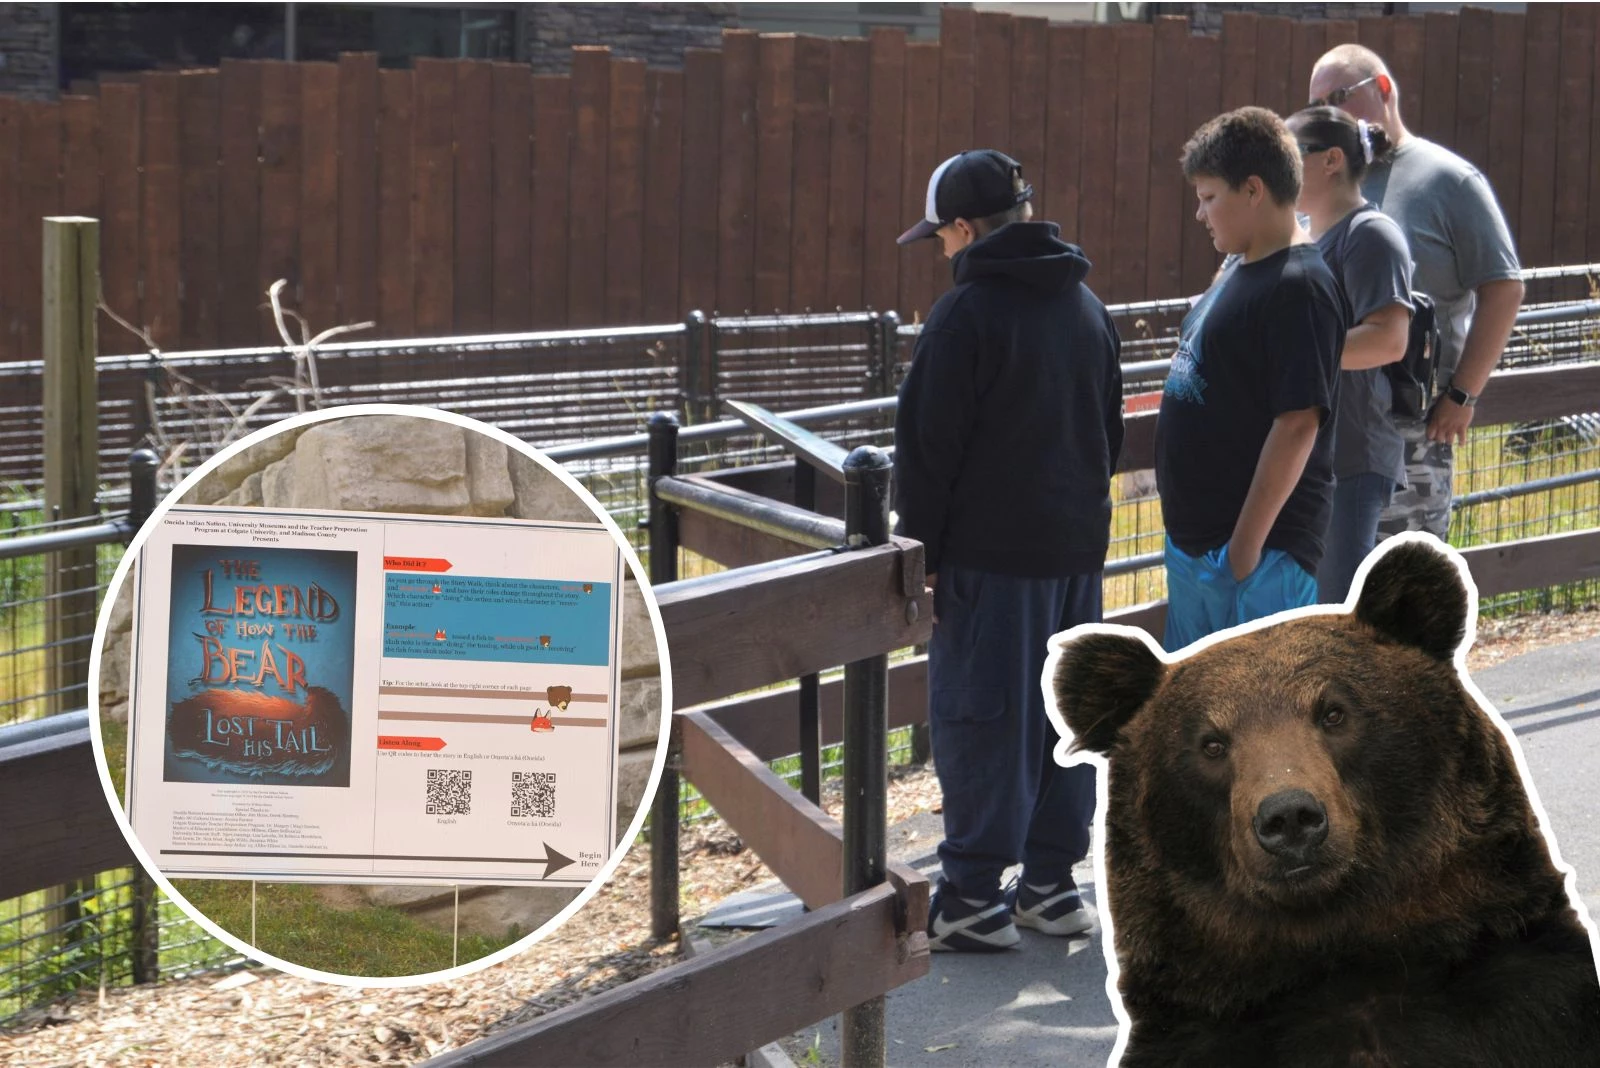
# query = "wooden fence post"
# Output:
<box><xmin>41</xmin><ymin>216</ymin><xmax>102</xmax><ymax>963</ymax></box>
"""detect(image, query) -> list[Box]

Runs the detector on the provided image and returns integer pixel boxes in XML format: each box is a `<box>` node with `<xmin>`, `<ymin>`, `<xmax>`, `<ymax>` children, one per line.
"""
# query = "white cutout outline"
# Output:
<box><xmin>1040</xmin><ymin>531</ymin><xmax>1600</xmax><ymax>1067</ymax></box>
<box><xmin>86</xmin><ymin>402</ymin><xmax>676</xmax><ymax>989</ymax></box>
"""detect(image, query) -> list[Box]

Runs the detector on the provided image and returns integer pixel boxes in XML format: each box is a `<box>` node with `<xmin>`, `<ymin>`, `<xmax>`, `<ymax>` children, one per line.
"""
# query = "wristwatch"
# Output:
<box><xmin>1444</xmin><ymin>384</ymin><xmax>1478</xmax><ymax>407</ymax></box>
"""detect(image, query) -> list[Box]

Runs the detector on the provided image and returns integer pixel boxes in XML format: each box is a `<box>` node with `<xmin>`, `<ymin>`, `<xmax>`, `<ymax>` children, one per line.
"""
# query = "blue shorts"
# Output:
<box><xmin>1162</xmin><ymin>536</ymin><xmax>1319</xmax><ymax>652</ymax></box>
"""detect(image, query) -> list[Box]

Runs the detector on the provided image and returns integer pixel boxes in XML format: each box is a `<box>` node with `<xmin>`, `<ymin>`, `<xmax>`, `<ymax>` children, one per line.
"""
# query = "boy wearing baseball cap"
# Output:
<box><xmin>894</xmin><ymin>149</ymin><xmax>1124</xmax><ymax>951</ymax></box>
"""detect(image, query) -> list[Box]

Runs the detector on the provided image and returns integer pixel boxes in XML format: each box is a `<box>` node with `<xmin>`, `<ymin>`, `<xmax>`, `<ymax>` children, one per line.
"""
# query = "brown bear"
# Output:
<box><xmin>1049</xmin><ymin>535</ymin><xmax>1600</xmax><ymax>1067</ymax></box>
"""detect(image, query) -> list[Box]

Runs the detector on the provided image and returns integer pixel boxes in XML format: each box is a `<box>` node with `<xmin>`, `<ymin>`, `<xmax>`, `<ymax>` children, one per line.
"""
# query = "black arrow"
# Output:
<box><xmin>538</xmin><ymin>843</ymin><xmax>576</xmax><ymax>878</ymax></box>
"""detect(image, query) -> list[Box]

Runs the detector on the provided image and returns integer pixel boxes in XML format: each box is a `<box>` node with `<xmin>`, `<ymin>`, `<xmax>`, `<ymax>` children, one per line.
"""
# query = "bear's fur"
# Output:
<box><xmin>1050</xmin><ymin>537</ymin><xmax>1600</xmax><ymax>1067</ymax></box>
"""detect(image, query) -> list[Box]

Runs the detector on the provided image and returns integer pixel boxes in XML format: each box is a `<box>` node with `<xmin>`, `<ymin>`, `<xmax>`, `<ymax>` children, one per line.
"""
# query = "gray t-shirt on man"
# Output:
<box><xmin>1361</xmin><ymin>137</ymin><xmax>1521</xmax><ymax>385</ymax></box>
<box><xmin>1316</xmin><ymin>205</ymin><xmax>1412</xmax><ymax>484</ymax></box>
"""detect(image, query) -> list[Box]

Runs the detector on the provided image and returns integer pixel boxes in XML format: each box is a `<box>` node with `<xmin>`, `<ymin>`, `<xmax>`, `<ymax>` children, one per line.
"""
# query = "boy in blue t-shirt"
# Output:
<box><xmin>1156</xmin><ymin>107</ymin><xmax>1349</xmax><ymax>651</ymax></box>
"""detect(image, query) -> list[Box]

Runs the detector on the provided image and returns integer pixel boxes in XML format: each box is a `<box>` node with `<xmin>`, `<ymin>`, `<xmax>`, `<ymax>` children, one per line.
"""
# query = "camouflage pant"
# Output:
<box><xmin>1376</xmin><ymin>414</ymin><xmax>1453</xmax><ymax>540</ymax></box>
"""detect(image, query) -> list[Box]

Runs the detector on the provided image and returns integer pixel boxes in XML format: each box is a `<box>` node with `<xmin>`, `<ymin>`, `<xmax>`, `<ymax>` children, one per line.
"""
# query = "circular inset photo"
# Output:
<box><xmin>90</xmin><ymin>404</ymin><xmax>671</xmax><ymax>984</ymax></box>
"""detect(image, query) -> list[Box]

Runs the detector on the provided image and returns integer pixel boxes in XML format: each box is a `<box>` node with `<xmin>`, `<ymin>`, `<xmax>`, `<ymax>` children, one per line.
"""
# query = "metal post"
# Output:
<box><xmin>841</xmin><ymin>445</ymin><xmax>891</xmax><ymax>1068</ymax></box>
<box><xmin>794</xmin><ymin>457</ymin><xmax>822</xmax><ymax>806</ymax></box>
<box><xmin>682</xmin><ymin>310</ymin><xmax>709</xmax><ymax>424</ymax></box>
<box><xmin>127</xmin><ymin>448</ymin><xmax>161</xmax><ymax>536</ymax></box>
<box><xmin>647</xmin><ymin>412</ymin><xmax>681</xmax><ymax>940</ymax></box>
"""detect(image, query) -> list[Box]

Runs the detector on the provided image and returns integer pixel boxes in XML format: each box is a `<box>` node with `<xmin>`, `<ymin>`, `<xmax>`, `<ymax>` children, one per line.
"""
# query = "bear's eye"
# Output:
<box><xmin>1320</xmin><ymin>706</ymin><xmax>1346</xmax><ymax>728</ymax></box>
<box><xmin>1201</xmin><ymin>738</ymin><xmax>1227</xmax><ymax>759</ymax></box>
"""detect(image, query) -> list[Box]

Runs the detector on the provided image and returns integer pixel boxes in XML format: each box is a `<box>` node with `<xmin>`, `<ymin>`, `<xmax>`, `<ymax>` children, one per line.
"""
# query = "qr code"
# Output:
<box><xmin>511</xmin><ymin>771</ymin><xmax>557</xmax><ymax>818</ymax></box>
<box><xmin>425</xmin><ymin>768</ymin><xmax>472</xmax><ymax>815</ymax></box>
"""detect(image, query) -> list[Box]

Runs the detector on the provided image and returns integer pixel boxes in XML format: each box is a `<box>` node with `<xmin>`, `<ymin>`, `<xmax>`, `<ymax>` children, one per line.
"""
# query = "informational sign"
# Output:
<box><xmin>125</xmin><ymin>505</ymin><xmax>625</xmax><ymax>886</ymax></box>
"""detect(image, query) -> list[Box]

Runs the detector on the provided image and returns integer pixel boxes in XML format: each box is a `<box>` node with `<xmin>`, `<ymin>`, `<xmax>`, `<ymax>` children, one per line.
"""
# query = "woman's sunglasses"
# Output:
<box><xmin>1308</xmin><ymin>75</ymin><xmax>1378</xmax><ymax>109</ymax></box>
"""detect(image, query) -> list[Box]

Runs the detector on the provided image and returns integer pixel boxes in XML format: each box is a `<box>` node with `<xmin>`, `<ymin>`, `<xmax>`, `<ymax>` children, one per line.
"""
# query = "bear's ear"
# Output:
<box><xmin>1353</xmin><ymin>538</ymin><xmax>1469</xmax><ymax>661</ymax></box>
<box><xmin>1051</xmin><ymin>631</ymin><xmax>1166</xmax><ymax>754</ymax></box>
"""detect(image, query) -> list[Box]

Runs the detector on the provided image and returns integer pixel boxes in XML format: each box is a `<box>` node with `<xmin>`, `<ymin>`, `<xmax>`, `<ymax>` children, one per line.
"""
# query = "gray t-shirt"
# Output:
<box><xmin>1317</xmin><ymin>205</ymin><xmax>1412</xmax><ymax>484</ymax></box>
<box><xmin>1362</xmin><ymin>137</ymin><xmax>1521</xmax><ymax>384</ymax></box>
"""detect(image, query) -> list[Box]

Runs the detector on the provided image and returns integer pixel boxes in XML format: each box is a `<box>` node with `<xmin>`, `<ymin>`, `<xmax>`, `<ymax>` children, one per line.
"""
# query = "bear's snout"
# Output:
<box><xmin>1253</xmin><ymin>788</ymin><xmax>1329</xmax><ymax>865</ymax></box>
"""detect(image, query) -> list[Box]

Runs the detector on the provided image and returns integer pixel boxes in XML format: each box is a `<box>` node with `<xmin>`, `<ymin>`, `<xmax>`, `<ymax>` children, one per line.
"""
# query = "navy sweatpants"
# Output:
<box><xmin>927</xmin><ymin>565</ymin><xmax>1100</xmax><ymax>902</ymax></box>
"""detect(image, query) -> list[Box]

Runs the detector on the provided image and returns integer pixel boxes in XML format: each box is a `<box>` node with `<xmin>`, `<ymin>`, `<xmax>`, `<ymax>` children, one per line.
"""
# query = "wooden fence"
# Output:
<box><xmin>1</xmin><ymin>5</ymin><xmax>1599</xmax><ymax>363</ymax></box>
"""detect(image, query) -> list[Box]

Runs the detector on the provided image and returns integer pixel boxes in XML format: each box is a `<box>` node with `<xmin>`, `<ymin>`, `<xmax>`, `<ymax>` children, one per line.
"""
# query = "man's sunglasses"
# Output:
<box><xmin>1297</xmin><ymin>142</ymin><xmax>1332</xmax><ymax>156</ymax></box>
<box><xmin>1309</xmin><ymin>75</ymin><xmax>1378</xmax><ymax>109</ymax></box>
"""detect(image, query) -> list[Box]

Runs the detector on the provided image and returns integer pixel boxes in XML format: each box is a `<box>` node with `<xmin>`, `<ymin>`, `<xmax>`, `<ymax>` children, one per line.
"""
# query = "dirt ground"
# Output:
<box><xmin>3</xmin><ymin>604</ymin><xmax>1597</xmax><ymax>1067</ymax></box>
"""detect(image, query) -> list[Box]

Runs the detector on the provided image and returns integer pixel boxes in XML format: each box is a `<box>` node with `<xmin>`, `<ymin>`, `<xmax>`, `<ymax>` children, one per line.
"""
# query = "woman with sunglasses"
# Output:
<box><xmin>1286</xmin><ymin>106</ymin><xmax>1414</xmax><ymax>604</ymax></box>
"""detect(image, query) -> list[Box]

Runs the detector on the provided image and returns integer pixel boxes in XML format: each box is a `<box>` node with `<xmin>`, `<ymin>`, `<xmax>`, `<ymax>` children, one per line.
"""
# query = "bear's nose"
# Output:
<box><xmin>1253</xmin><ymin>789</ymin><xmax>1329</xmax><ymax>859</ymax></box>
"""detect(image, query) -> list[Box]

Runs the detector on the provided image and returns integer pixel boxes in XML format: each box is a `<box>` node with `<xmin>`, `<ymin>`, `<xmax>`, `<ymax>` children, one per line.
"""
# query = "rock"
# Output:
<box><xmin>507</xmin><ymin>450</ymin><xmax>602</xmax><ymax>524</ymax></box>
<box><xmin>463</xmin><ymin>433</ymin><xmax>516</xmax><ymax>516</ymax></box>
<box><xmin>212</xmin><ymin>427</ymin><xmax>306</xmax><ymax>493</ymax></box>
<box><xmin>620</xmin><ymin>579</ymin><xmax>661</xmax><ymax>678</ymax></box>
<box><xmin>616</xmin><ymin>745</ymin><xmax>660</xmax><ymax>843</ymax></box>
<box><xmin>337</xmin><ymin>884</ymin><xmax>583</xmax><ymax>940</ymax></box>
<box><xmin>215</xmin><ymin>470</ymin><xmax>264</xmax><ymax>508</ymax></box>
<box><xmin>274</xmin><ymin>417</ymin><xmax>472</xmax><ymax>513</ymax></box>
<box><xmin>619</xmin><ymin>677</ymin><xmax>662</xmax><ymax>751</ymax></box>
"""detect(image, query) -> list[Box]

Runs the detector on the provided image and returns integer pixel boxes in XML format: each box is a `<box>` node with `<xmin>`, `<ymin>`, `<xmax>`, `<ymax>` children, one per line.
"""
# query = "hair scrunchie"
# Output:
<box><xmin>1357</xmin><ymin>118</ymin><xmax>1374</xmax><ymax>165</ymax></box>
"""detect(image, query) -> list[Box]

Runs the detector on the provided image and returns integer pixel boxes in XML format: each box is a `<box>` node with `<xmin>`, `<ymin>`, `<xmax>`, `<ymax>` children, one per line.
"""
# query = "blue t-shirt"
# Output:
<box><xmin>1155</xmin><ymin>243</ymin><xmax>1349</xmax><ymax>575</ymax></box>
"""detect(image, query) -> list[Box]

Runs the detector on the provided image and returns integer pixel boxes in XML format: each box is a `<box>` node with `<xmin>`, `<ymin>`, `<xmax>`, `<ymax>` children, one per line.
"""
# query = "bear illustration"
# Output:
<box><xmin>1048</xmin><ymin>535</ymin><xmax>1600</xmax><ymax>1067</ymax></box>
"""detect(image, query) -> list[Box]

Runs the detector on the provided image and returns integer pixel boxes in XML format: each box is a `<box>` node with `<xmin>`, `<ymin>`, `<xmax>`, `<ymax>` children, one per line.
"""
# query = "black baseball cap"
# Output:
<box><xmin>897</xmin><ymin>149</ymin><xmax>1035</xmax><ymax>245</ymax></box>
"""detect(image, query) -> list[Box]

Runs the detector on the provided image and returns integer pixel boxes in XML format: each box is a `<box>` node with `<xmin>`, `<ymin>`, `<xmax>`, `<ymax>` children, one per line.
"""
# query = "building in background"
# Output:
<box><xmin>0</xmin><ymin>1</ymin><xmax>1531</xmax><ymax>99</ymax></box>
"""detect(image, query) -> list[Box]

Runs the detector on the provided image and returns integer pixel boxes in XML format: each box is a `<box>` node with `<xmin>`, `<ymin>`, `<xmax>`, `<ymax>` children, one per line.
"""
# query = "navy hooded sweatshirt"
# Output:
<box><xmin>893</xmin><ymin>221</ymin><xmax>1124</xmax><ymax>578</ymax></box>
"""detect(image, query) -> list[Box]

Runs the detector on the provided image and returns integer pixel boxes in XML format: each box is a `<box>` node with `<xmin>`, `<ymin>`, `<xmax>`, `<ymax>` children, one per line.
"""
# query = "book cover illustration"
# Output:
<box><xmin>163</xmin><ymin>544</ymin><xmax>358</xmax><ymax>787</ymax></box>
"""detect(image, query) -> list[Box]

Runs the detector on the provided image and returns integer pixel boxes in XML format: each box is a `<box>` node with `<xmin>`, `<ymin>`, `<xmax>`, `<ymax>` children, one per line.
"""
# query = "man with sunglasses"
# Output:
<box><xmin>1310</xmin><ymin>45</ymin><xmax>1524</xmax><ymax>541</ymax></box>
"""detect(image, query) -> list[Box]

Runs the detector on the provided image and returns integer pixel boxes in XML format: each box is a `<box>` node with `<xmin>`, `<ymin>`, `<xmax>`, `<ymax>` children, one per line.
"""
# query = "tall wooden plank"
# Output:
<box><xmin>1181</xmin><ymin>33</ymin><xmax>1223</xmax><ymax>296</ymax></box>
<box><xmin>678</xmin><ymin>51</ymin><xmax>720</xmax><ymax>318</ymax></box>
<box><xmin>1253</xmin><ymin>16</ymin><xmax>1293</xmax><ymax>119</ymax></box>
<box><xmin>1422</xmin><ymin>13</ymin><xmax>1459</xmax><ymax>148</ymax></box>
<box><xmin>826</xmin><ymin>37</ymin><xmax>869</xmax><ymax>312</ymax></box>
<box><xmin>1553</xmin><ymin>5</ymin><xmax>1594</xmax><ymax>267</ymax></box>
<box><xmin>568</xmin><ymin>49</ymin><xmax>611</xmax><ymax>326</ymax></box>
<box><xmin>491</xmin><ymin>63</ymin><xmax>532</xmax><ymax>331</ymax></box>
<box><xmin>454</xmin><ymin>60</ymin><xmax>494</xmax><ymax>334</ymax></box>
<box><xmin>863</xmin><ymin>28</ymin><xmax>907</xmax><ymax>315</ymax></box>
<box><xmin>1322</xmin><ymin>19</ymin><xmax>1359</xmax><ymax>50</ymax></box>
<box><xmin>412</xmin><ymin>58</ymin><xmax>455</xmax><ymax>336</ymax></box>
<box><xmin>377</xmin><ymin>68</ymin><xmax>415</xmax><ymax>337</ymax></box>
<box><xmin>717</xmin><ymin>31</ymin><xmax>759</xmax><ymax>316</ymax></box>
<box><xmin>299</xmin><ymin>62</ymin><xmax>340</xmax><ymax>335</ymax></box>
<box><xmin>217</xmin><ymin>61</ymin><xmax>260</xmax><ymax>347</ymax></box>
<box><xmin>607</xmin><ymin>58</ymin><xmax>647</xmax><ymax>324</ymax></box>
<box><xmin>1590</xmin><ymin>9</ymin><xmax>1600</xmax><ymax>267</ymax></box>
<box><xmin>1110</xmin><ymin>24</ymin><xmax>1153</xmax><ymax>304</ymax></box>
<box><xmin>1043</xmin><ymin>26</ymin><xmax>1083</xmax><ymax>244</ymax></box>
<box><xmin>337</xmin><ymin>53</ymin><xmax>379</xmax><ymax>330</ymax></box>
<box><xmin>1146</xmin><ymin>17</ymin><xmax>1188</xmax><ymax>300</ymax></box>
<box><xmin>98</xmin><ymin>86</ymin><xmax>143</xmax><ymax>350</ymax></box>
<box><xmin>789</xmin><ymin>36</ymin><xmax>832</xmax><ymax>312</ymax></box>
<box><xmin>178</xmin><ymin>71</ymin><xmax>220</xmax><ymax>350</ymax></box>
<box><xmin>897</xmin><ymin>41</ymin><xmax>939</xmax><ymax>321</ymax></box>
<box><xmin>258</xmin><ymin>62</ymin><xmax>301</xmax><ymax>345</ymax></box>
<box><xmin>972</xmin><ymin>11</ymin><xmax>1011</xmax><ymax>150</ymax></box>
<box><xmin>643</xmin><ymin>68</ymin><xmax>684</xmax><ymax>324</ymax></box>
<box><xmin>10</xmin><ymin>102</ymin><xmax>59</xmax><ymax>361</ymax></box>
<box><xmin>753</xmin><ymin>35</ymin><xmax>797</xmax><ymax>314</ymax></box>
<box><xmin>1455</xmin><ymin>8</ymin><xmax>1493</xmax><ymax>169</ymax></box>
<box><xmin>1388</xmin><ymin>16</ymin><xmax>1427</xmax><ymax>131</ymax></box>
<box><xmin>1007</xmin><ymin>18</ymin><xmax>1047</xmax><ymax>208</ymax></box>
<box><xmin>139</xmin><ymin>74</ymin><xmax>181</xmax><ymax>350</ymax></box>
<box><xmin>1516</xmin><ymin>4</ymin><xmax>1559</xmax><ymax>269</ymax></box>
<box><xmin>937</xmin><ymin>7</ymin><xmax>976</xmax><ymax>162</ymax></box>
<box><xmin>1289</xmin><ymin>20</ymin><xmax>1327</xmax><ymax>114</ymax></box>
<box><xmin>1485</xmin><ymin>12</ymin><xmax>1525</xmax><ymax>229</ymax></box>
<box><xmin>1219</xmin><ymin>14</ymin><xmax>1258</xmax><ymax>114</ymax></box>
<box><xmin>0</xmin><ymin>99</ymin><xmax>17</xmax><ymax>362</ymax></box>
<box><xmin>531</xmin><ymin>73</ymin><xmax>571</xmax><ymax>329</ymax></box>
<box><xmin>58</xmin><ymin>95</ymin><xmax>100</xmax><ymax>221</ymax></box>
<box><xmin>1078</xmin><ymin>25</ymin><xmax>1118</xmax><ymax>298</ymax></box>
<box><xmin>1356</xmin><ymin>17</ymin><xmax>1394</xmax><ymax>68</ymax></box>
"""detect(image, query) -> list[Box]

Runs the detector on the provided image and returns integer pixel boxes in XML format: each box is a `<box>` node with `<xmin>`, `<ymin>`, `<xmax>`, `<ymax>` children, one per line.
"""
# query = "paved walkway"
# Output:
<box><xmin>699</xmin><ymin>634</ymin><xmax>1600</xmax><ymax>1067</ymax></box>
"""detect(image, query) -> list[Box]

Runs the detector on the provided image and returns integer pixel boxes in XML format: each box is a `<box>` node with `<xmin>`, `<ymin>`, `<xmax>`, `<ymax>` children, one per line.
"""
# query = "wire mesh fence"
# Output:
<box><xmin>2</xmin><ymin>277</ymin><xmax>1597</xmax><ymax>1025</ymax></box>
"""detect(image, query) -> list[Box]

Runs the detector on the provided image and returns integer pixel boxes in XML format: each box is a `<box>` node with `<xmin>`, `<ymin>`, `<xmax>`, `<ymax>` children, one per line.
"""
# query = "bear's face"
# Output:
<box><xmin>1049</xmin><ymin>538</ymin><xmax>1524</xmax><ymax>952</ymax></box>
<box><xmin>1104</xmin><ymin>621</ymin><xmax>1471</xmax><ymax>914</ymax></box>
